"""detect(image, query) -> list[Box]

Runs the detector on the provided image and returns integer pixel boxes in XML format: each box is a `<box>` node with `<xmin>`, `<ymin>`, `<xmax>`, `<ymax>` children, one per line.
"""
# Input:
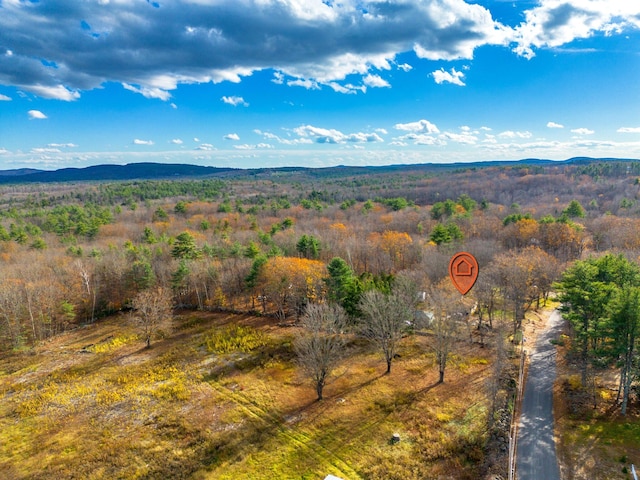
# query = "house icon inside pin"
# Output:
<box><xmin>454</xmin><ymin>257</ymin><xmax>473</xmax><ymax>276</ymax></box>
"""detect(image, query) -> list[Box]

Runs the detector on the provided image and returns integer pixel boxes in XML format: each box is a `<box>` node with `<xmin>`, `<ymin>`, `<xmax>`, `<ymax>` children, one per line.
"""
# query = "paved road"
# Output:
<box><xmin>516</xmin><ymin>309</ymin><xmax>563</xmax><ymax>480</ymax></box>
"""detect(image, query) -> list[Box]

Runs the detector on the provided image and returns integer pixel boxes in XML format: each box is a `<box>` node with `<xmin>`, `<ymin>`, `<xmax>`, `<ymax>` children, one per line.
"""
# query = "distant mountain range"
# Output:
<box><xmin>0</xmin><ymin>157</ymin><xmax>636</xmax><ymax>184</ymax></box>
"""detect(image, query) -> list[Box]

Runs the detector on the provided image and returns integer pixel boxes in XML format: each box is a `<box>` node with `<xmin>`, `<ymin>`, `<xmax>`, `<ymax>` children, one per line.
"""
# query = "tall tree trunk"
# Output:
<box><xmin>316</xmin><ymin>379</ymin><xmax>324</xmax><ymax>401</ymax></box>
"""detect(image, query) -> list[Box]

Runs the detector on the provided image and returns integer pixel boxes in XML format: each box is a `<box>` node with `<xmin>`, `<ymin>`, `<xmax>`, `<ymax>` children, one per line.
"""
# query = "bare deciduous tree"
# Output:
<box><xmin>358</xmin><ymin>275</ymin><xmax>418</xmax><ymax>374</ymax></box>
<box><xmin>131</xmin><ymin>286</ymin><xmax>174</xmax><ymax>348</ymax></box>
<box><xmin>426</xmin><ymin>282</ymin><xmax>466</xmax><ymax>383</ymax></box>
<box><xmin>294</xmin><ymin>303</ymin><xmax>347</xmax><ymax>400</ymax></box>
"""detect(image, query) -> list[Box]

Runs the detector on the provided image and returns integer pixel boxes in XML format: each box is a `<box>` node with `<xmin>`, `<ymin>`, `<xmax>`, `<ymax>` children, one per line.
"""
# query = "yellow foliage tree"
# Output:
<box><xmin>257</xmin><ymin>257</ymin><xmax>326</xmax><ymax>321</ymax></box>
<box><xmin>369</xmin><ymin>230</ymin><xmax>414</xmax><ymax>271</ymax></box>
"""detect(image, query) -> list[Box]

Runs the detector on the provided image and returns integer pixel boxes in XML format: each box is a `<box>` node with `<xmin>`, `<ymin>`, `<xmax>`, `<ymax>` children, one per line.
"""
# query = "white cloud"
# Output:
<box><xmin>224</xmin><ymin>133</ymin><xmax>240</xmax><ymax>141</ymax></box>
<box><xmin>254</xmin><ymin>129</ymin><xmax>314</xmax><ymax>145</ymax></box>
<box><xmin>347</xmin><ymin>132</ymin><xmax>384</xmax><ymax>143</ymax></box>
<box><xmin>498</xmin><ymin>130</ymin><xmax>532</xmax><ymax>139</ymax></box>
<box><xmin>547</xmin><ymin>121</ymin><xmax>564</xmax><ymax>129</ymax></box>
<box><xmin>571</xmin><ymin>128</ymin><xmax>595</xmax><ymax>135</ymax></box>
<box><xmin>195</xmin><ymin>143</ymin><xmax>214</xmax><ymax>151</ymax></box>
<box><xmin>294</xmin><ymin>125</ymin><xmax>384</xmax><ymax>144</ymax></box>
<box><xmin>394</xmin><ymin>119</ymin><xmax>440</xmax><ymax>134</ymax></box>
<box><xmin>363</xmin><ymin>74</ymin><xmax>390</xmax><ymax>88</ymax></box>
<box><xmin>618</xmin><ymin>127</ymin><xmax>640</xmax><ymax>133</ymax></box>
<box><xmin>512</xmin><ymin>1</ymin><xmax>640</xmax><ymax>59</ymax></box>
<box><xmin>133</xmin><ymin>139</ymin><xmax>154</xmax><ymax>145</ymax></box>
<box><xmin>272</xmin><ymin>72</ymin><xmax>285</xmax><ymax>85</ymax></box>
<box><xmin>47</xmin><ymin>143</ymin><xmax>78</xmax><ymax>148</ymax></box>
<box><xmin>327</xmin><ymin>82</ymin><xmax>362</xmax><ymax>94</ymax></box>
<box><xmin>170</xmin><ymin>103</ymin><xmax>177</xmax><ymax>109</ymax></box>
<box><xmin>441</xmin><ymin>131</ymin><xmax>478</xmax><ymax>145</ymax></box>
<box><xmin>432</xmin><ymin>67</ymin><xmax>466</xmax><ymax>86</ymax></box>
<box><xmin>2</xmin><ymin>0</ymin><xmax>638</xmax><ymax>99</ymax></box>
<box><xmin>397</xmin><ymin>63</ymin><xmax>413</xmax><ymax>72</ymax></box>
<box><xmin>221</xmin><ymin>95</ymin><xmax>248</xmax><ymax>106</ymax></box>
<box><xmin>234</xmin><ymin>143</ymin><xmax>274</xmax><ymax>150</ymax></box>
<box><xmin>0</xmin><ymin>94</ymin><xmax>11</xmax><ymax>101</ymax></box>
<box><xmin>28</xmin><ymin>110</ymin><xmax>47</xmax><ymax>119</ymax></box>
<box><xmin>410</xmin><ymin>134</ymin><xmax>442</xmax><ymax>145</ymax></box>
<box><xmin>25</xmin><ymin>85</ymin><xmax>80</xmax><ymax>101</ymax></box>
<box><xmin>171</xmin><ymin>139</ymin><xmax>183</xmax><ymax>145</ymax></box>
<box><xmin>288</xmin><ymin>78</ymin><xmax>321</xmax><ymax>90</ymax></box>
<box><xmin>0</xmin><ymin>0</ymin><xmax>512</xmax><ymax>98</ymax></box>
<box><xmin>123</xmin><ymin>83</ymin><xmax>171</xmax><ymax>101</ymax></box>
<box><xmin>31</xmin><ymin>147</ymin><xmax>61</xmax><ymax>153</ymax></box>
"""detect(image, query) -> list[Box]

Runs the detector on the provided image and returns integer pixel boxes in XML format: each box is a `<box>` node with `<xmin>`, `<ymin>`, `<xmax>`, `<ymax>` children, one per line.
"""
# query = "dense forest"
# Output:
<box><xmin>2</xmin><ymin>159</ymin><xmax>640</xmax><ymax>348</ymax></box>
<box><xmin>2</xmin><ymin>159</ymin><xmax>640</xmax><ymax>478</ymax></box>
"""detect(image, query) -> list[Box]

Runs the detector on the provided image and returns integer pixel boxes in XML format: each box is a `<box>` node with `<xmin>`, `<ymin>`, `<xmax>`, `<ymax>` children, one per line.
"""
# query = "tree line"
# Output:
<box><xmin>1</xmin><ymin>162</ymin><xmax>640</xmax><ymax>414</ymax></box>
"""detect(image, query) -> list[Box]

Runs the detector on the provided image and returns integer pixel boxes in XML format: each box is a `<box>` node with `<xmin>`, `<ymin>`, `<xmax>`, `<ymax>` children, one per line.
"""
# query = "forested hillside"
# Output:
<box><xmin>2</xmin><ymin>159</ymin><xmax>639</xmax><ymax>345</ymax></box>
<box><xmin>1</xmin><ymin>159</ymin><xmax>640</xmax><ymax>478</ymax></box>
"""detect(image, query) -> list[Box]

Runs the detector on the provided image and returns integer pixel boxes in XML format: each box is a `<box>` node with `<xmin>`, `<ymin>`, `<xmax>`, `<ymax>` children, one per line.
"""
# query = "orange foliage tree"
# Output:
<box><xmin>257</xmin><ymin>256</ymin><xmax>326</xmax><ymax>321</ymax></box>
<box><xmin>368</xmin><ymin>230</ymin><xmax>414</xmax><ymax>271</ymax></box>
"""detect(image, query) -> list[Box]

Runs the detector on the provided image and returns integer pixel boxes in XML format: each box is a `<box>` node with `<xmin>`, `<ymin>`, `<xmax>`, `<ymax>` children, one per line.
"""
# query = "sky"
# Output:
<box><xmin>0</xmin><ymin>0</ymin><xmax>639</xmax><ymax>171</ymax></box>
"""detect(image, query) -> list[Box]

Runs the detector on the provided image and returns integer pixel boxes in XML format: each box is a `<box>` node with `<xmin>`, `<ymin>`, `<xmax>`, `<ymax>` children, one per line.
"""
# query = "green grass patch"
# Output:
<box><xmin>575</xmin><ymin>420</ymin><xmax>640</xmax><ymax>447</ymax></box>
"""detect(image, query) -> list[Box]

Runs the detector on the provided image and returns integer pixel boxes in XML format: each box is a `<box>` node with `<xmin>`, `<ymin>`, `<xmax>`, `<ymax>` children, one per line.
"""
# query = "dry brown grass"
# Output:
<box><xmin>0</xmin><ymin>311</ymin><xmax>507</xmax><ymax>479</ymax></box>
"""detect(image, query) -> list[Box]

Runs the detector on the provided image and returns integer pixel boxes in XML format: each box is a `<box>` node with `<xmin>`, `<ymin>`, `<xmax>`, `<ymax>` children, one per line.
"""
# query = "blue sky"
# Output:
<box><xmin>0</xmin><ymin>0</ymin><xmax>639</xmax><ymax>170</ymax></box>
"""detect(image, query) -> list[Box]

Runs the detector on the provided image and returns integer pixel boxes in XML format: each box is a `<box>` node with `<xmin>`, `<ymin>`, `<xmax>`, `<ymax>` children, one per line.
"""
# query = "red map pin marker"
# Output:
<box><xmin>448</xmin><ymin>252</ymin><xmax>479</xmax><ymax>295</ymax></box>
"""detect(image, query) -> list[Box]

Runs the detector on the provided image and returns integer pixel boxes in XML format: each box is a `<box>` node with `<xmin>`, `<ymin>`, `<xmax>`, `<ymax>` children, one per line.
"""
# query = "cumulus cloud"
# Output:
<box><xmin>133</xmin><ymin>139</ymin><xmax>154</xmax><ymax>145</ymax></box>
<box><xmin>28</xmin><ymin>110</ymin><xmax>47</xmax><ymax>119</ymax></box>
<box><xmin>123</xmin><ymin>83</ymin><xmax>172</xmax><ymax>101</ymax></box>
<box><xmin>234</xmin><ymin>143</ymin><xmax>273</xmax><ymax>150</ymax></box>
<box><xmin>195</xmin><ymin>143</ymin><xmax>215</xmax><ymax>151</ymax></box>
<box><xmin>395</xmin><ymin>133</ymin><xmax>443</xmax><ymax>146</ymax></box>
<box><xmin>221</xmin><ymin>96</ymin><xmax>248</xmax><ymax>107</ymax></box>
<box><xmin>25</xmin><ymin>85</ymin><xmax>80</xmax><ymax>101</ymax></box>
<box><xmin>48</xmin><ymin>143</ymin><xmax>78</xmax><ymax>148</ymax></box>
<box><xmin>571</xmin><ymin>128</ymin><xmax>595</xmax><ymax>135</ymax></box>
<box><xmin>0</xmin><ymin>94</ymin><xmax>11</xmax><ymax>101</ymax></box>
<box><xmin>254</xmin><ymin>129</ymin><xmax>314</xmax><ymax>145</ymax></box>
<box><xmin>498</xmin><ymin>130</ymin><xmax>532</xmax><ymax>139</ymax></box>
<box><xmin>432</xmin><ymin>67</ymin><xmax>466</xmax><ymax>86</ymax></box>
<box><xmin>171</xmin><ymin>139</ymin><xmax>184</xmax><ymax>144</ymax></box>
<box><xmin>0</xmin><ymin>0</ymin><xmax>515</xmax><ymax>99</ymax></box>
<box><xmin>294</xmin><ymin>125</ymin><xmax>384</xmax><ymax>144</ymax></box>
<box><xmin>224</xmin><ymin>133</ymin><xmax>240</xmax><ymax>141</ymax></box>
<box><xmin>363</xmin><ymin>74</ymin><xmax>390</xmax><ymax>88</ymax></box>
<box><xmin>31</xmin><ymin>147</ymin><xmax>61</xmax><ymax>154</ymax></box>
<box><xmin>441</xmin><ymin>131</ymin><xmax>478</xmax><ymax>145</ymax></box>
<box><xmin>288</xmin><ymin>78</ymin><xmax>321</xmax><ymax>90</ymax></box>
<box><xmin>394</xmin><ymin>120</ymin><xmax>440</xmax><ymax>134</ymax></box>
<box><xmin>547</xmin><ymin>122</ymin><xmax>564</xmax><ymax>129</ymax></box>
<box><xmin>618</xmin><ymin>127</ymin><xmax>640</xmax><ymax>133</ymax></box>
<box><xmin>512</xmin><ymin>1</ymin><xmax>640</xmax><ymax>59</ymax></box>
<box><xmin>1</xmin><ymin>1</ymin><xmax>637</xmax><ymax>100</ymax></box>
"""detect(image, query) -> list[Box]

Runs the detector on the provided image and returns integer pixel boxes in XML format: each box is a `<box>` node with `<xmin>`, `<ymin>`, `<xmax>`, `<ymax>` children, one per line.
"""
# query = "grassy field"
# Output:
<box><xmin>0</xmin><ymin>311</ymin><xmax>506</xmax><ymax>479</ymax></box>
<box><xmin>554</xmin><ymin>353</ymin><xmax>640</xmax><ymax>480</ymax></box>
